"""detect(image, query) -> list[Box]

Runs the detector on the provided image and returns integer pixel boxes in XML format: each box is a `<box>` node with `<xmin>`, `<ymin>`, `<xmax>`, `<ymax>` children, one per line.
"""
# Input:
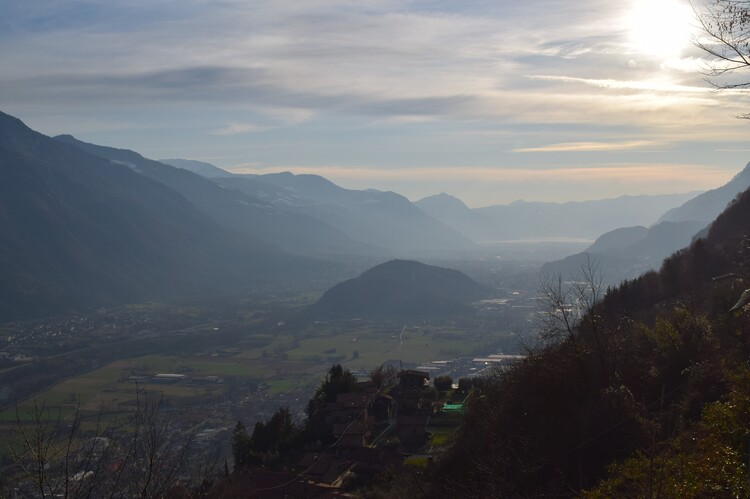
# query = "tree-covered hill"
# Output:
<box><xmin>310</xmin><ymin>259</ymin><xmax>490</xmax><ymax>318</ymax></box>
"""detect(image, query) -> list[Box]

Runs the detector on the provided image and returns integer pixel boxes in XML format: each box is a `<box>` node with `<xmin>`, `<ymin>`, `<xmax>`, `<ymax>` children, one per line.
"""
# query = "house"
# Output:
<box><xmin>332</xmin><ymin>421</ymin><xmax>371</xmax><ymax>448</ymax></box>
<box><xmin>335</xmin><ymin>392</ymin><xmax>370</xmax><ymax>422</ymax></box>
<box><xmin>371</xmin><ymin>393</ymin><xmax>394</xmax><ymax>421</ymax></box>
<box><xmin>389</xmin><ymin>385</ymin><xmax>424</xmax><ymax>415</ymax></box>
<box><xmin>390</xmin><ymin>369</ymin><xmax>430</xmax><ymax>415</ymax></box>
<box><xmin>397</xmin><ymin>370</ymin><xmax>430</xmax><ymax>388</ymax></box>
<box><xmin>396</xmin><ymin>414</ymin><xmax>430</xmax><ymax>446</ymax></box>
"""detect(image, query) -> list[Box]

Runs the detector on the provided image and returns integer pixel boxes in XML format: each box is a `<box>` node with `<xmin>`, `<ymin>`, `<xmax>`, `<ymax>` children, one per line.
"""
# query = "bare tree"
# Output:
<box><xmin>538</xmin><ymin>256</ymin><xmax>604</xmax><ymax>344</ymax></box>
<box><xmin>538</xmin><ymin>256</ymin><xmax>608</xmax><ymax>381</ymax></box>
<box><xmin>3</xmin><ymin>399</ymin><xmax>117</xmax><ymax>499</ymax></box>
<box><xmin>695</xmin><ymin>0</ymin><xmax>750</xmax><ymax>116</ymax></box>
<box><xmin>123</xmin><ymin>392</ymin><xmax>196</xmax><ymax>498</ymax></box>
<box><xmin>2</xmin><ymin>387</ymin><xmax>216</xmax><ymax>499</ymax></box>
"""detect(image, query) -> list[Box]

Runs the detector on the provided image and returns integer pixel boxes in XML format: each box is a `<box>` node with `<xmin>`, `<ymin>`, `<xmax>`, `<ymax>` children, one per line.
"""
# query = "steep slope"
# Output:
<box><xmin>658</xmin><ymin>162</ymin><xmax>750</xmax><ymax>223</ymax></box>
<box><xmin>429</xmin><ymin>179</ymin><xmax>750</xmax><ymax>499</ymax></box>
<box><xmin>625</xmin><ymin>220</ymin><xmax>707</xmax><ymax>262</ymax></box>
<box><xmin>584</xmin><ymin>226</ymin><xmax>648</xmax><ymax>253</ymax></box>
<box><xmin>55</xmin><ymin>136</ymin><xmax>374</xmax><ymax>256</ymax></box>
<box><xmin>541</xmin><ymin>221</ymin><xmax>708</xmax><ymax>284</ymax></box>
<box><xmin>219</xmin><ymin>172</ymin><xmax>476</xmax><ymax>253</ymax></box>
<box><xmin>0</xmin><ymin>111</ymin><xmax>299</xmax><ymax>320</ymax></box>
<box><xmin>311</xmin><ymin>259</ymin><xmax>489</xmax><ymax>318</ymax></box>
<box><xmin>540</xmin><ymin>162</ymin><xmax>750</xmax><ymax>283</ymax></box>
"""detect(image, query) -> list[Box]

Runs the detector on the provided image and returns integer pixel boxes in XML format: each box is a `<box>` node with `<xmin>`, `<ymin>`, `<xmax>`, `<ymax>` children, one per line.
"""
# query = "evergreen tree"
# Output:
<box><xmin>231</xmin><ymin>421</ymin><xmax>250</xmax><ymax>470</ymax></box>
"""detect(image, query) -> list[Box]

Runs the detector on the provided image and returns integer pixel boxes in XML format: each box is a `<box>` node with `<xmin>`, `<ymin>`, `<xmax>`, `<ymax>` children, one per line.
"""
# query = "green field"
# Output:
<box><xmin>1</xmin><ymin>322</ymin><xmax>507</xmax><ymax>428</ymax></box>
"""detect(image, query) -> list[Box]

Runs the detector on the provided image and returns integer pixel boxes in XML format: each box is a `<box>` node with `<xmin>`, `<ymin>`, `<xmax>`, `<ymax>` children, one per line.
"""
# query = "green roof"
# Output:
<box><xmin>443</xmin><ymin>403</ymin><xmax>464</xmax><ymax>411</ymax></box>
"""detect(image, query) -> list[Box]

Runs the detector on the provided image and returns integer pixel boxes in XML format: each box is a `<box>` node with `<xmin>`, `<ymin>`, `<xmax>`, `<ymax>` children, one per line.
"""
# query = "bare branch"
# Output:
<box><xmin>694</xmin><ymin>0</ymin><xmax>750</xmax><ymax>113</ymax></box>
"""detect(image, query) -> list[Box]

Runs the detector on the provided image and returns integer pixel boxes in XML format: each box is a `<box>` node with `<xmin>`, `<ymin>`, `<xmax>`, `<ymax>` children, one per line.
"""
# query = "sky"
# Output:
<box><xmin>2</xmin><ymin>0</ymin><xmax>750</xmax><ymax>207</ymax></box>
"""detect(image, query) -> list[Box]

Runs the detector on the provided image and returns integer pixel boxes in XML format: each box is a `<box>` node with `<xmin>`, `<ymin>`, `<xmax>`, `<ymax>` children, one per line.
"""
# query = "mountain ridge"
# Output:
<box><xmin>55</xmin><ymin>136</ymin><xmax>376</xmax><ymax>257</ymax></box>
<box><xmin>657</xmin><ymin>162</ymin><xmax>750</xmax><ymax>224</ymax></box>
<box><xmin>417</xmin><ymin>191</ymin><xmax>699</xmax><ymax>242</ymax></box>
<box><xmin>216</xmin><ymin>172</ymin><xmax>476</xmax><ymax>254</ymax></box>
<box><xmin>0</xmin><ymin>111</ymin><xmax>308</xmax><ymax>320</ymax></box>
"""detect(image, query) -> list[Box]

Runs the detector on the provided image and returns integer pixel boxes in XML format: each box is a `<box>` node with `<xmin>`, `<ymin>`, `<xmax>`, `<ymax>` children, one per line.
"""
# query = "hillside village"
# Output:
<box><xmin>220</xmin><ymin>365</ymin><xmax>483</xmax><ymax>497</ymax></box>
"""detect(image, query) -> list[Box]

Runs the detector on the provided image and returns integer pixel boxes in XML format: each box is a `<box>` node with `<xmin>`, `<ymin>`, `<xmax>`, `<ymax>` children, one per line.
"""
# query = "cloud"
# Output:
<box><xmin>0</xmin><ymin>1</ymin><xmax>736</xmax><ymax>130</ymax></box>
<box><xmin>528</xmin><ymin>74</ymin><xmax>714</xmax><ymax>94</ymax></box>
<box><xmin>259</xmin><ymin>107</ymin><xmax>314</xmax><ymax>124</ymax></box>
<box><xmin>209</xmin><ymin>122</ymin><xmax>270</xmax><ymax>135</ymax></box>
<box><xmin>512</xmin><ymin>140</ymin><xmax>661</xmax><ymax>153</ymax></box>
<box><xmin>2</xmin><ymin>0</ymin><xmax>748</xmax><ymax>204</ymax></box>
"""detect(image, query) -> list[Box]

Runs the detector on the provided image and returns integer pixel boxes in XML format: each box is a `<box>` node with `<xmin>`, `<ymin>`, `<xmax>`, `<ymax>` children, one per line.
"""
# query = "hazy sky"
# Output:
<box><xmin>2</xmin><ymin>0</ymin><xmax>750</xmax><ymax>206</ymax></box>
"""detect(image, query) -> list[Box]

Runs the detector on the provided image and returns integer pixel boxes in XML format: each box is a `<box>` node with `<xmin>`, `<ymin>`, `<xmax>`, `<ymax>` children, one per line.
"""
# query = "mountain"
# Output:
<box><xmin>657</xmin><ymin>161</ymin><xmax>750</xmax><ymax>224</ymax></box>
<box><xmin>216</xmin><ymin>172</ymin><xmax>476</xmax><ymax>254</ymax></box>
<box><xmin>541</xmin><ymin>162</ymin><xmax>750</xmax><ymax>284</ymax></box>
<box><xmin>311</xmin><ymin>259</ymin><xmax>489</xmax><ymax>318</ymax></box>
<box><xmin>540</xmin><ymin>252</ymin><xmax>643</xmax><ymax>285</ymax></box>
<box><xmin>625</xmin><ymin>220</ymin><xmax>707</xmax><ymax>261</ymax></box>
<box><xmin>473</xmin><ymin>193</ymin><xmax>699</xmax><ymax>241</ymax></box>
<box><xmin>55</xmin><ymin>136</ymin><xmax>374</xmax><ymax>256</ymax></box>
<box><xmin>0</xmin><ymin>111</ymin><xmax>306</xmax><ymax>321</ymax></box>
<box><xmin>584</xmin><ymin>226</ymin><xmax>648</xmax><ymax>253</ymax></box>
<box><xmin>541</xmin><ymin>220</ymin><xmax>708</xmax><ymax>284</ymax></box>
<box><xmin>158</xmin><ymin>158</ymin><xmax>233</xmax><ymax>178</ymax></box>
<box><xmin>414</xmin><ymin>193</ymin><xmax>496</xmax><ymax>242</ymax></box>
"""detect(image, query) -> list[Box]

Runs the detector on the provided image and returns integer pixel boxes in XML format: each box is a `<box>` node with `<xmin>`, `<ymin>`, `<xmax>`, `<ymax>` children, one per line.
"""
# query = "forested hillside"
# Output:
<box><xmin>423</xmin><ymin>189</ymin><xmax>750</xmax><ymax>497</ymax></box>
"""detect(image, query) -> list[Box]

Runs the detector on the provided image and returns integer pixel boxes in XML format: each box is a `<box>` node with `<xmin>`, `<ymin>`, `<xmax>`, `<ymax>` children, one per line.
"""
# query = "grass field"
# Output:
<box><xmin>285</xmin><ymin>325</ymin><xmax>490</xmax><ymax>369</ymax></box>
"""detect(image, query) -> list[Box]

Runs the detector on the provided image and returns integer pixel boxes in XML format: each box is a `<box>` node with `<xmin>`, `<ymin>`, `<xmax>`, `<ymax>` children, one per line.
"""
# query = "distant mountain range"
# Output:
<box><xmin>416</xmin><ymin>192</ymin><xmax>700</xmax><ymax>242</ymax></box>
<box><xmin>310</xmin><ymin>259</ymin><xmax>490</xmax><ymax>318</ymax></box>
<box><xmin>217</xmin><ymin>173</ymin><xmax>475</xmax><ymax>253</ymax></box>
<box><xmin>541</xmin><ymin>161</ymin><xmax>750</xmax><ymax>283</ymax></box>
<box><xmin>161</xmin><ymin>156</ymin><xmax>697</xmax><ymax>249</ymax></box>
<box><xmin>158</xmin><ymin>154</ymin><xmax>700</xmax><ymax>250</ymax></box>
<box><xmin>1</xmin><ymin>108</ymin><xmax>741</xmax><ymax>320</ymax></box>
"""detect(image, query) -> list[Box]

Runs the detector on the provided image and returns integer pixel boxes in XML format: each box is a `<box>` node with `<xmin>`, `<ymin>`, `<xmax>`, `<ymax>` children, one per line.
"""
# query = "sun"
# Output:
<box><xmin>626</xmin><ymin>0</ymin><xmax>694</xmax><ymax>59</ymax></box>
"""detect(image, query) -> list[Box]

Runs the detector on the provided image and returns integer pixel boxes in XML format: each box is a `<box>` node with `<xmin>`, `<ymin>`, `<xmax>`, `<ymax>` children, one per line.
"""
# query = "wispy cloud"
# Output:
<box><xmin>209</xmin><ymin>122</ymin><xmax>270</xmax><ymax>135</ymax></box>
<box><xmin>2</xmin><ymin>0</ymin><xmax>747</xmax><ymax>204</ymax></box>
<box><xmin>512</xmin><ymin>141</ymin><xmax>661</xmax><ymax>153</ymax></box>
<box><xmin>529</xmin><ymin>75</ymin><xmax>713</xmax><ymax>94</ymax></box>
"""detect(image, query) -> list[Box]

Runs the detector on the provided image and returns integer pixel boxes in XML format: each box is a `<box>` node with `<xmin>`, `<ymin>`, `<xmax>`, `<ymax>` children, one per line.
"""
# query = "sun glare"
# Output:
<box><xmin>627</xmin><ymin>0</ymin><xmax>693</xmax><ymax>59</ymax></box>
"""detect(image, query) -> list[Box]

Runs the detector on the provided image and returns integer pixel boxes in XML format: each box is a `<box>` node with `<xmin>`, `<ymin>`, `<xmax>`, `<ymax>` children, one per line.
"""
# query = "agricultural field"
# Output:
<box><xmin>0</xmin><ymin>316</ymin><xmax>516</xmax><ymax>443</ymax></box>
